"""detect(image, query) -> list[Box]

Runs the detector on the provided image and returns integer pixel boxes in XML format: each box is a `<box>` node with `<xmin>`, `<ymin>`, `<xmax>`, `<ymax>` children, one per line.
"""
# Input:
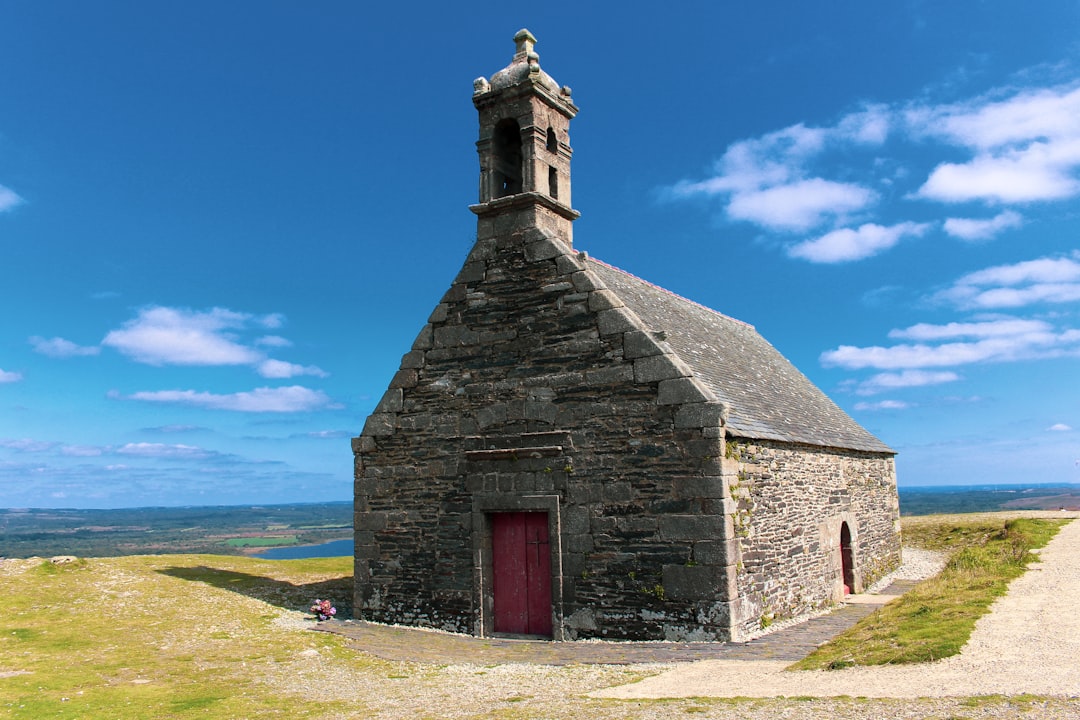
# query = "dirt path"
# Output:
<box><xmin>592</xmin><ymin>515</ymin><xmax>1080</xmax><ymax>699</ymax></box>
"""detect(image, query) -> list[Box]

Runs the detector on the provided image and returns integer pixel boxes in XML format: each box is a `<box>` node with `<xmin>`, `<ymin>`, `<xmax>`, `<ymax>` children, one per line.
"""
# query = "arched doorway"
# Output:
<box><xmin>840</xmin><ymin>521</ymin><xmax>855</xmax><ymax>595</ymax></box>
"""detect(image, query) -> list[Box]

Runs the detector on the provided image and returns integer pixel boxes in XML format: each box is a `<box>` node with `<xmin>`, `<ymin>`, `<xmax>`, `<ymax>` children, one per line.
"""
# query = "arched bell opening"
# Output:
<box><xmin>492</xmin><ymin>118</ymin><xmax>523</xmax><ymax>197</ymax></box>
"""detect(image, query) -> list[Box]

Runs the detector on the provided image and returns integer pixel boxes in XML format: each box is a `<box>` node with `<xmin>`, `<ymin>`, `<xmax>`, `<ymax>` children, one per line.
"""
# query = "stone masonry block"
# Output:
<box><xmin>555</xmin><ymin>253</ymin><xmax>586</xmax><ymax>276</ymax></box>
<box><xmin>428</xmin><ymin>304</ymin><xmax>449</xmax><ymax>323</ymax></box>
<box><xmin>623</xmin><ymin>330</ymin><xmax>666</xmax><ymax>359</ymax></box>
<box><xmin>454</xmin><ymin>260</ymin><xmax>485</xmax><ymax>284</ymax></box>
<box><xmin>596</xmin><ymin>307</ymin><xmax>637</xmax><ymax>336</ymax></box>
<box><xmin>570</xmin><ymin>270</ymin><xmax>601</xmax><ymax>292</ymax></box>
<box><xmin>434</xmin><ymin>325</ymin><xmax>480</xmax><ymax>347</ymax></box>
<box><xmin>411</xmin><ymin>324</ymin><xmax>433</xmax><ymax>351</ymax></box>
<box><xmin>634</xmin><ymin>353</ymin><xmax>690</xmax><ymax>383</ymax></box>
<box><xmin>388</xmin><ymin>368</ymin><xmax>418</xmax><ymax>389</ymax></box>
<box><xmin>588</xmin><ymin>289</ymin><xmax>623</xmax><ymax>312</ymax></box>
<box><xmin>374</xmin><ymin>388</ymin><xmax>403</xmax><ymax>414</ymax></box>
<box><xmin>362</xmin><ymin>413</ymin><xmax>396</xmax><ymax>437</ymax></box>
<box><xmin>692</xmin><ymin>540</ymin><xmax>727</xmax><ymax>566</ymax></box>
<box><xmin>663</xmin><ymin>564</ymin><xmax>718</xmax><ymax>601</ymax></box>
<box><xmin>674</xmin><ymin>402</ymin><xmax>726</xmax><ymax>429</ymax></box>
<box><xmin>673</xmin><ymin>475</ymin><xmax>726</xmax><ymax>499</ymax></box>
<box><xmin>351</xmin><ymin>435</ymin><xmax>376</xmax><ymax>454</ymax></box>
<box><xmin>659</xmin><ymin>514</ymin><xmax>725</xmax><ymax>541</ymax></box>
<box><xmin>399</xmin><ymin>349</ymin><xmax>425</xmax><ymax>369</ymax></box>
<box><xmin>657</xmin><ymin>377</ymin><xmax>712</xmax><ymax>405</ymax></box>
<box><xmin>524</xmin><ymin>236</ymin><xmax>563</xmax><ymax>262</ymax></box>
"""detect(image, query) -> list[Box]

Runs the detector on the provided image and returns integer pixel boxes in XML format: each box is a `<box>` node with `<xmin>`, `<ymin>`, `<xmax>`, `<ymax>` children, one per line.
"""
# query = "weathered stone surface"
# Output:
<box><xmin>352</xmin><ymin>29</ymin><xmax>899</xmax><ymax>644</ymax></box>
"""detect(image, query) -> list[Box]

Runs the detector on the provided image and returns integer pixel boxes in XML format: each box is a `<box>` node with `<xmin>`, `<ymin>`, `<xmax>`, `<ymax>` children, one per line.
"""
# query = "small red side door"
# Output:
<box><xmin>491</xmin><ymin>512</ymin><xmax>552</xmax><ymax>637</ymax></box>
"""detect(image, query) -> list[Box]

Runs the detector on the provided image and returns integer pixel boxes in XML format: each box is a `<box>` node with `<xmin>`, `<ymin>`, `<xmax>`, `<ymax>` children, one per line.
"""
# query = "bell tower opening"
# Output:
<box><xmin>492</xmin><ymin>118</ymin><xmax>523</xmax><ymax>198</ymax></box>
<box><xmin>470</xmin><ymin>29</ymin><xmax>580</xmax><ymax>245</ymax></box>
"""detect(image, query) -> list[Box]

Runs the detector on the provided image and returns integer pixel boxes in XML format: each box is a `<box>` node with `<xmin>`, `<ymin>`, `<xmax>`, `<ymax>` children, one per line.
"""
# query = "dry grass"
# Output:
<box><xmin>3</xmin><ymin>531</ymin><xmax>1077</xmax><ymax>719</ymax></box>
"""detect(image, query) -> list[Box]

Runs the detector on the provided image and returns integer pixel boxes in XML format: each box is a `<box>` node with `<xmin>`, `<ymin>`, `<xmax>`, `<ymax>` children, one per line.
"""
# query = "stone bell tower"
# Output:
<box><xmin>470</xmin><ymin>29</ymin><xmax>579</xmax><ymax>247</ymax></box>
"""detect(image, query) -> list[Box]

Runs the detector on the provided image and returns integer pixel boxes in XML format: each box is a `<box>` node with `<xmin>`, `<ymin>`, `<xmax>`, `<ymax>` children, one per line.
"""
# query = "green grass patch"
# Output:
<box><xmin>791</xmin><ymin>517</ymin><xmax>1065</xmax><ymax>669</ymax></box>
<box><xmin>224</xmin><ymin>535</ymin><xmax>297</xmax><ymax>548</ymax></box>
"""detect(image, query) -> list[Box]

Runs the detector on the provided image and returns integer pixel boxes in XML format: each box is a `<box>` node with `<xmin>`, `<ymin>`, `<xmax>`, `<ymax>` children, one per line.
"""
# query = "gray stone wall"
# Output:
<box><xmin>354</xmin><ymin>209</ymin><xmax>900</xmax><ymax>642</ymax></box>
<box><xmin>355</xmin><ymin>216</ymin><xmax>741</xmax><ymax>641</ymax></box>
<box><xmin>726</xmin><ymin>438</ymin><xmax>901</xmax><ymax>637</ymax></box>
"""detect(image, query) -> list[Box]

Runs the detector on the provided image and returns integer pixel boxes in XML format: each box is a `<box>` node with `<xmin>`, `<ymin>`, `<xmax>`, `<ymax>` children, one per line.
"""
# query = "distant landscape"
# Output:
<box><xmin>0</xmin><ymin>502</ymin><xmax>352</xmax><ymax>559</ymax></box>
<box><xmin>1</xmin><ymin>486</ymin><xmax>1078</xmax><ymax>560</ymax></box>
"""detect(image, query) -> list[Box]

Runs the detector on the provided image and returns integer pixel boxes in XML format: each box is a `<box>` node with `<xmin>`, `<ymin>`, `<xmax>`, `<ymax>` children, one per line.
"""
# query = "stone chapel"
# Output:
<box><xmin>352</xmin><ymin>30</ymin><xmax>901</xmax><ymax>642</ymax></box>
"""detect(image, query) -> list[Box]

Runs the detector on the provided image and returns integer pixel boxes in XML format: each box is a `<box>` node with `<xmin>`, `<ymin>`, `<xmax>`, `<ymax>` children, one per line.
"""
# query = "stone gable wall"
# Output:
<box><xmin>726</xmin><ymin>438</ymin><xmax>901</xmax><ymax>636</ymax></box>
<box><xmin>355</xmin><ymin>217</ymin><xmax>741</xmax><ymax>641</ymax></box>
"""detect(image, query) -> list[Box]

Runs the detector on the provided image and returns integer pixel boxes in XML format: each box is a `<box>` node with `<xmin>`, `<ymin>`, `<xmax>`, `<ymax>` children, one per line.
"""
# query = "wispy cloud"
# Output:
<box><xmin>667</xmin><ymin>119</ymin><xmax>880</xmax><ymax>233</ymax></box>
<box><xmin>0</xmin><ymin>185</ymin><xmax>23</xmax><ymax>213</ymax></box>
<box><xmin>124</xmin><ymin>385</ymin><xmax>339</xmax><ymax>413</ymax></box>
<box><xmin>943</xmin><ymin>210</ymin><xmax>1023</xmax><ymax>241</ymax></box>
<box><xmin>822</xmin><ymin>316</ymin><xmax>1080</xmax><ymax>370</ymax></box>
<box><xmin>90</xmin><ymin>305</ymin><xmax>327</xmax><ymax>378</ymax></box>
<box><xmin>116</xmin><ymin>442</ymin><xmax>213</xmax><ymax>459</ymax></box>
<box><xmin>1048</xmin><ymin>423</ymin><xmax>1072</xmax><ymax>432</ymax></box>
<box><xmin>0</xmin><ymin>369</ymin><xmax>22</xmax><ymax>383</ymax></box>
<box><xmin>257</xmin><ymin>359</ymin><xmax>329</xmax><ymax>379</ymax></box>
<box><xmin>664</xmin><ymin>78</ymin><xmax>1080</xmax><ymax>262</ymax></box>
<box><xmin>30</xmin><ymin>336</ymin><xmax>101</xmax><ymax>358</ymax></box>
<box><xmin>936</xmin><ymin>254</ymin><xmax>1080</xmax><ymax>309</ymax></box>
<box><xmin>854</xmin><ymin>399</ymin><xmax>912</xmax><ymax>411</ymax></box>
<box><xmin>789</xmin><ymin>222</ymin><xmax>930</xmax><ymax>263</ymax></box>
<box><xmin>855</xmin><ymin>370</ymin><xmax>961</xmax><ymax>395</ymax></box>
<box><xmin>0</xmin><ymin>438</ymin><xmax>58</xmax><ymax>452</ymax></box>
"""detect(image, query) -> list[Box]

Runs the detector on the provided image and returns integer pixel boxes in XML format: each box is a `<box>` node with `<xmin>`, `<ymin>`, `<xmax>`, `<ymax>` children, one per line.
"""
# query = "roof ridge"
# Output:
<box><xmin>587</xmin><ymin>255</ymin><xmax>755</xmax><ymax>330</ymax></box>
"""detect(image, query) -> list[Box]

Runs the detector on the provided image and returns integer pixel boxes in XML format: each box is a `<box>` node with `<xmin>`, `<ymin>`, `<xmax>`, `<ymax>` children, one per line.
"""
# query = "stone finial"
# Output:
<box><xmin>514</xmin><ymin>28</ymin><xmax>537</xmax><ymax>58</ymax></box>
<box><xmin>473</xmin><ymin>77</ymin><xmax>491</xmax><ymax>95</ymax></box>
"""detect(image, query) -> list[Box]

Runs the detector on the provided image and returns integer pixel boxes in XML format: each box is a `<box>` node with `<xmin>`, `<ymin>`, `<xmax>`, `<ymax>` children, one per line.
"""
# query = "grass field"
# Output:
<box><xmin>1</xmin><ymin>514</ymin><xmax>1074</xmax><ymax>719</ymax></box>
<box><xmin>792</xmin><ymin>517</ymin><xmax>1065</xmax><ymax>669</ymax></box>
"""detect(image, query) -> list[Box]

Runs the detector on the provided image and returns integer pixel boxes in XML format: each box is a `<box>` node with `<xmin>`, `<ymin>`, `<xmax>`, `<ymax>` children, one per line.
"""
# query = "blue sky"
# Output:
<box><xmin>2</xmin><ymin>2</ymin><xmax>1079</xmax><ymax>508</ymax></box>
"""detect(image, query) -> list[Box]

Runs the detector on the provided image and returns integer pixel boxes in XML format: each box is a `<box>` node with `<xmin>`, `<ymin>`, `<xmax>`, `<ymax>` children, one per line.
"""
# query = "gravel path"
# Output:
<box><xmin>593</xmin><ymin>515</ymin><xmax>1080</xmax><ymax>699</ymax></box>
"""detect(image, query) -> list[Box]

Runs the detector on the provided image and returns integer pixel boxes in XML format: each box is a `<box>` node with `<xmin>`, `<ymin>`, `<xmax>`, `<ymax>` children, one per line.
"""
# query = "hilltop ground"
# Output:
<box><xmin>2</xmin><ymin>512</ymin><xmax>1079</xmax><ymax>719</ymax></box>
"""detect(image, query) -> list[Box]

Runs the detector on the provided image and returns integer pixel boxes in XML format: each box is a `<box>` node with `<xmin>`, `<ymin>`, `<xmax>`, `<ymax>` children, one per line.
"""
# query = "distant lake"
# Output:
<box><xmin>255</xmin><ymin>538</ymin><xmax>353</xmax><ymax>559</ymax></box>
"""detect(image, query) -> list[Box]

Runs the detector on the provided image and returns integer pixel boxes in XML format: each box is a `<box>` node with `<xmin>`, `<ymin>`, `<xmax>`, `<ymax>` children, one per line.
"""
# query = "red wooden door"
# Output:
<box><xmin>491</xmin><ymin>512</ymin><xmax>552</xmax><ymax>637</ymax></box>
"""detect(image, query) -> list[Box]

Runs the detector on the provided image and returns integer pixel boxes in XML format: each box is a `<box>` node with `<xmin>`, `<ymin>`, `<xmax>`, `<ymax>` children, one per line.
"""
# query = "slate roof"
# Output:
<box><xmin>587</xmin><ymin>258</ymin><xmax>894</xmax><ymax>455</ymax></box>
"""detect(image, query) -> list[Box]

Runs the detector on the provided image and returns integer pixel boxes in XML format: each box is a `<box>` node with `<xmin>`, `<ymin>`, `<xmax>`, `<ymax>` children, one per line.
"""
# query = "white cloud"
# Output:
<box><xmin>116</xmin><ymin>442</ymin><xmax>210</xmax><ymax>459</ymax></box>
<box><xmin>668</xmin><ymin>118</ymin><xmax>882</xmax><ymax>232</ymax></box>
<box><xmin>100</xmin><ymin>305</ymin><xmax>324</xmax><ymax>378</ymax></box>
<box><xmin>856</xmin><ymin>370</ymin><xmax>961</xmax><ymax>395</ymax></box>
<box><xmin>103</xmin><ymin>306</ymin><xmax>262</xmax><ymax>366</ymax></box>
<box><xmin>822</xmin><ymin>316</ymin><xmax>1080</xmax><ymax>370</ymax></box>
<box><xmin>836</xmin><ymin>104</ymin><xmax>891</xmax><ymax>145</ymax></box>
<box><xmin>257</xmin><ymin>359</ymin><xmax>329</xmax><ymax>379</ymax></box>
<box><xmin>728</xmin><ymin>179</ymin><xmax>876</xmax><ymax>231</ymax></box>
<box><xmin>0</xmin><ymin>438</ymin><xmax>57</xmax><ymax>452</ymax></box>
<box><xmin>256</xmin><ymin>335</ymin><xmax>293</xmax><ymax>348</ymax></box>
<box><xmin>943</xmin><ymin>210</ymin><xmax>1023</xmax><ymax>241</ymax></box>
<box><xmin>854</xmin><ymin>400</ymin><xmax>912</xmax><ymax>411</ymax></box>
<box><xmin>126</xmin><ymin>385</ymin><xmax>338</xmax><ymax>413</ymax></box>
<box><xmin>917</xmin><ymin>141</ymin><xmax>1080</xmax><ymax>203</ymax></box>
<box><xmin>937</xmin><ymin>255</ymin><xmax>1080</xmax><ymax>309</ymax></box>
<box><xmin>30</xmin><ymin>336</ymin><xmax>101</xmax><ymax>358</ymax></box>
<box><xmin>789</xmin><ymin>222</ymin><xmax>930</xmax><ymax>263</ymax></box>
<box><xmin>0</xmin><ymin>369</ymin><xmax>22</xmax><ymax>383</ymax></box>
<box><xmin>666</xmin><ymin>79</ymin><xmax>1080</xmax><ymax>260</ymax></box>
<box><xmin>911</xmin><ymin>84</ymin><xmax>1080</xmax><ymax>203</ymax></box>
<box><xmin>889</xmin><ymin>318</ymin><xmax>1052</xmax><ymax>341</ymax></box>
<box><xmin>60</xmin><ymin>445</ymin><xmax>104</xmax><ymax>457</ymax></box>
<box><xmin>0</xmin><ymin>185</ymin><xmax>23</xmax><ymax>212</ymax></box>
<box><xmin>1048</xmin><ymin>423</ymin><xmax>1072</xmax><ymax>432</ymax></box>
